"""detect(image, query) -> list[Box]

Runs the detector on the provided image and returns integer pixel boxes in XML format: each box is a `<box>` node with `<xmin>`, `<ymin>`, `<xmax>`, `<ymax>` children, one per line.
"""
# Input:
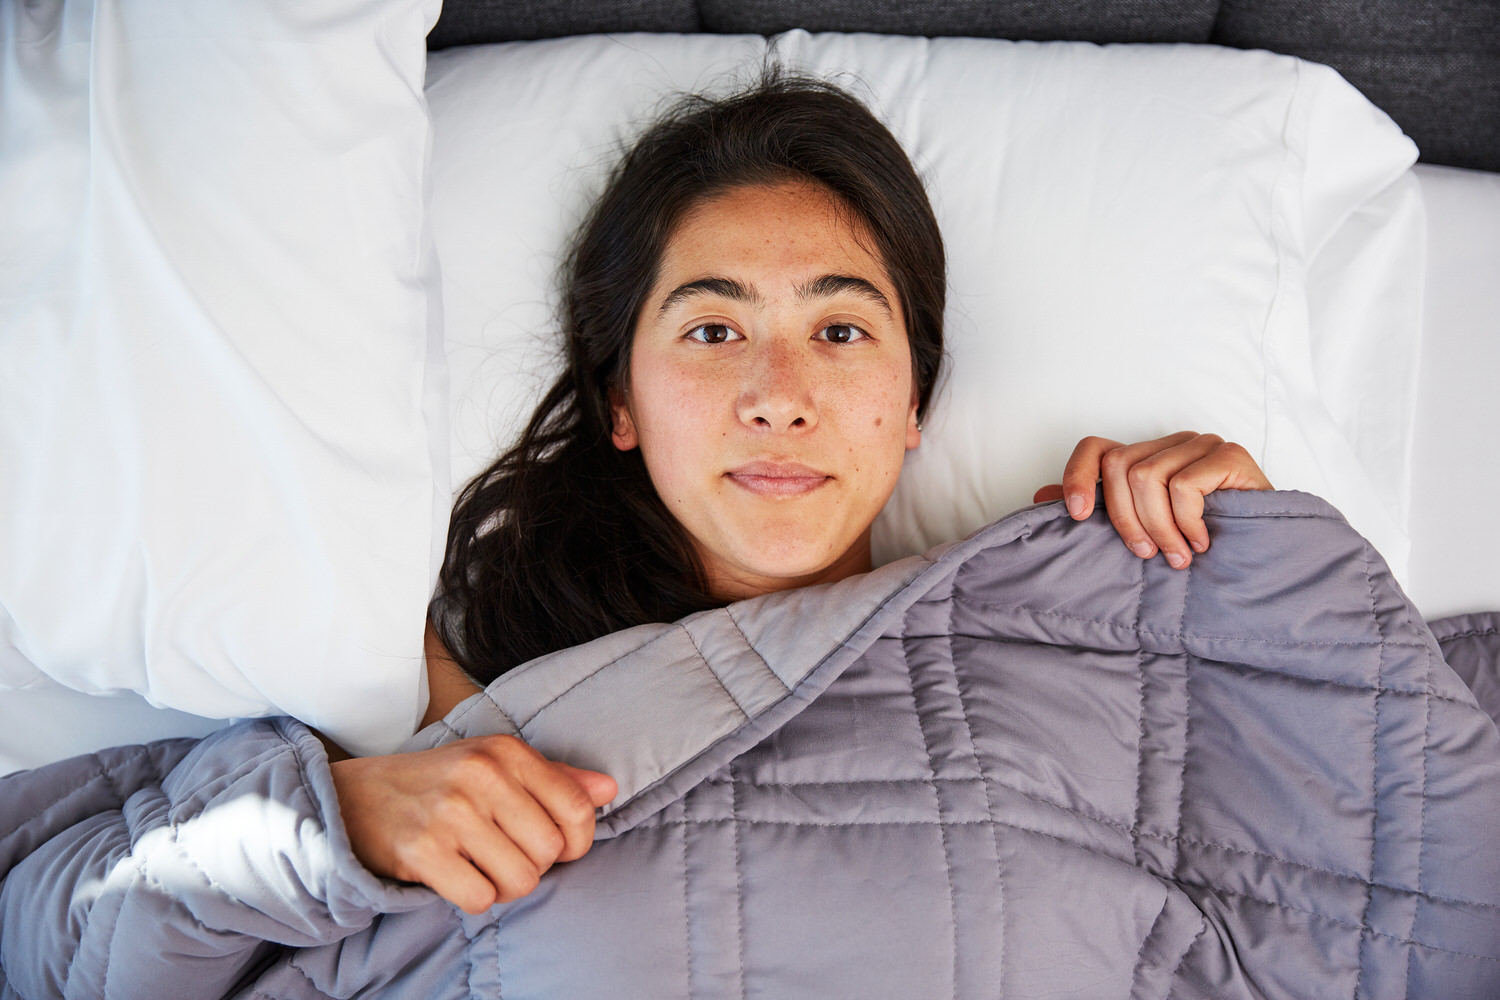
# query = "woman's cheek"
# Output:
<box><xmin>640</xmin><ymin>370</ymin><xmax>726</xmax><ymax>488</ymax></box>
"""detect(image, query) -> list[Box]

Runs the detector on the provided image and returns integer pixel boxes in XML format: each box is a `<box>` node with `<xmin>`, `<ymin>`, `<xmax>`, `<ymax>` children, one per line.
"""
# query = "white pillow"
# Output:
<box><xmin>426</xmin><ymin>32</ymin><xmax>1421</xmax><ymax>580</ymax></box>
<box><xmin>0</xmin><ymin>0</ymin><xmax>448</xmax><ymax>758</ymax></box>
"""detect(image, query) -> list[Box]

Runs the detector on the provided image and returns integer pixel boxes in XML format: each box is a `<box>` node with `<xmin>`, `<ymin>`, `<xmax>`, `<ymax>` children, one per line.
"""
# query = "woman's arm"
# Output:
<box><xmin>421</xmin><ymin>620</ymin><xmax>481</xmax><ymax>729</ymax></box>
<box><xmin>1035</xmin><ymin>431</ymin><xmax>1273</xmax><ymax>569</ymax></box>
<box><xmin>322</xmin><ymin>622</ymin><xmax>617</xmax><ymax>915</ymax></box>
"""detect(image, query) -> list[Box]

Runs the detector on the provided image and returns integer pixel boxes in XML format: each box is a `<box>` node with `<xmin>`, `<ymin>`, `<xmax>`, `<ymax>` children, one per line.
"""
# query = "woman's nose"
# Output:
<box><xmin>735</xmin><ymin>340</ymin><xmax>816</xmax><ymax>432</ymax></box>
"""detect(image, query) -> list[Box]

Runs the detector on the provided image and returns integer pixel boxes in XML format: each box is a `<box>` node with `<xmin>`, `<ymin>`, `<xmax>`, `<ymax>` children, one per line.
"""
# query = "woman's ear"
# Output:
<box><xmin>609</xmin><ymin>388</ymin><xmax>639</xmax><ymax>451</ymax></box>
<box><xmin>905</xmin><ymin>394</ymin><xmax>922</xmax><ymax>451</ymax></box>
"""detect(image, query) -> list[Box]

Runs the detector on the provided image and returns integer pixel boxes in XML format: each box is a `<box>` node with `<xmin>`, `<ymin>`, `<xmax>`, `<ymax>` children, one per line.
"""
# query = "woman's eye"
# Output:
<box><xmin>685</xmin><ymin>324</ymin><xmax>741</xmax><ymax>344</ymax></box>
<box><xmin>817</xmin><ymin>324</ymin><xmax>869</xmax><ymax>344</ymax></box>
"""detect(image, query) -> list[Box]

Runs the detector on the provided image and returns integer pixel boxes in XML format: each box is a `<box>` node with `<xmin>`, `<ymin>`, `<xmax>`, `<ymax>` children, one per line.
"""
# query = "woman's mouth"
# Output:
<box><xmin>726</xmin><ymin>462</ymin><xmax>831</xmax><ymax>497</ymax></box>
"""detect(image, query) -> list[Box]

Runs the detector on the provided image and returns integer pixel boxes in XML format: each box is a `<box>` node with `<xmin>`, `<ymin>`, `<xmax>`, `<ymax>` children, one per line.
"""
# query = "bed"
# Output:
<box><xmin>2</xmin><ymin>0</ymin><xmax>1499</xmax><ymax>993</ymax></box>
<box><xmin>5</xmin><ymin>0</ymin><xmax>1496</xmax><ymax>770</ymax></box>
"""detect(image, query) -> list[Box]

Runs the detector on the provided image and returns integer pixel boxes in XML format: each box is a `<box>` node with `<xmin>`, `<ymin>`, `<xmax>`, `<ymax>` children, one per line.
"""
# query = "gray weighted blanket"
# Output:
<box><xmin>3</xmin><ymin>491</ymin><xmax>1499</xmax><ymax>998</ymax></box>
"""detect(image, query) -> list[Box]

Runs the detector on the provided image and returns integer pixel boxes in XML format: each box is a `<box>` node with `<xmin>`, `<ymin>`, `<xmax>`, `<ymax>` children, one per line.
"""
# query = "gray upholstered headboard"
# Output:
<box><xmin>428</xmin><ymin>0</ymin><xmax>1500</xmax><ymax>174</ymax></box>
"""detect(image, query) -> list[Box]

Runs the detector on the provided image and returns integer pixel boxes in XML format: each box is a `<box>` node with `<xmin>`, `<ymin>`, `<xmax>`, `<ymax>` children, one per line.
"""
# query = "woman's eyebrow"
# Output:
<box><xmin>658</xmin><ymin>276</ymin><xmax>762</xmax><ymax>314</ymax></box>
<box><xmin>658</xmin><ymin>273</ymin><xmax>893</xmax><ymax>317</ymax></box>
<box><xmin>795</xmin><ymin>274</ymin><xmax>893</xmax><ymax>316</ymax></box>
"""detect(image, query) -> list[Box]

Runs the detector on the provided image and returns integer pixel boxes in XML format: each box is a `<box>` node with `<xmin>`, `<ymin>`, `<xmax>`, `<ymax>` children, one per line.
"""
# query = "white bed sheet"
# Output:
<box><xmin>1404</xmin><ymin>164</ymin><xmax>1500</xmax><ymax>621</ymax></box>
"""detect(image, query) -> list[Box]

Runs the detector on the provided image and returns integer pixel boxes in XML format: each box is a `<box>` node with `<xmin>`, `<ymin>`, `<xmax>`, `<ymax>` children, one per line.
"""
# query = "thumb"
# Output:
<box><xmin>556</xmin><ymin>763</ymin><xmax>618</xmax><ymax>808</ymax></box>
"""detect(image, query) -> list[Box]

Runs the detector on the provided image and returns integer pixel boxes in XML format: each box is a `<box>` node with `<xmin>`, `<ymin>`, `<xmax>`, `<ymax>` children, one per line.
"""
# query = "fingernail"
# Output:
<box><xmin>1067</xmin><ymin>494</ymin><xmax>1086</xmax><ymax>518</ymax></box>
<box><xmin>1191</xmin><ymin>539</ymin><xmax>1208</xmax><ymax>553</ymax></box>
<box><xmin>1131</xmin><ymin>541</ymin><xmax>1154</xmax><ymax>558</ymax></box>
<box><xmin>1166</xmin><ymin>551</ymin><xmax>1188</xmax><ymax>569</ymax></box>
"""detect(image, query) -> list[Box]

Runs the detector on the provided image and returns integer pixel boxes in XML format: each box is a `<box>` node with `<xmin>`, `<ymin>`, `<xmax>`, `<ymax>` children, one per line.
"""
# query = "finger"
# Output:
<box><xmin>1032</xmin><ymin>484</ymin><xmax>1063</xmax><ymax>504</ymax></box>
<box><xmin>1165</xmin><ymin>441</ymin><xmax>1271</xmax><ymax>555</ymax></box>
<box><xmin>488</xmin><ymin>779</ymin><xmax>573</xmax><ymax>872</ymax></box>
<box><xmin>548</xmin><ymin>765</ymin><xmax>617</xmax><ymax>862</ymax></box>
<box><xmin>381</xmin><ymin>809</ymin><xmax>524</xmax><ymax>915</ymax></box>
<box><xmin>1123</xmin><ymin>434</ymin><xmax>1222</xmax><ymax>567</ymax></box>
<box><xmin>419</xmin><ymin>854</ymin><xmax>508</xmax><ymax>915</ymax></box>
<box><xmin>513</xmin><ymin>757</ymin><xmax>606</xmax><ymax>864</ymax></box>
<box><xmin>1168</xmin><ymin>473</ymin><xmax>1210</xmax><ymax>556</ymax></box>
<box><xmin>1203</xmin><ymin>440</ymin><xmax>1273</xmax><ymax>492</ymax></box>
<box><xmin>1096</xmin><ymin>432</ymin><xmax>1199</xmax><ymax>560</ymax></box>
<box><xmin>555</xmin><ymin>763</ymin><xmax>619</xmax><ymax>809</ymax></box>
<box><xmin>1098</xmin><ymin>439</ymin><xmax>1171</xmax><ymax>559</ymax></box>
<box><xmin>1060</xmin><ymin>436</ymin><xmax>1123</xmax><ymax>519</ymax></box>
<box><xmin>455</xmin><ymin>826</ymin><xmax>548</xmax><ymax>909</ymax></box>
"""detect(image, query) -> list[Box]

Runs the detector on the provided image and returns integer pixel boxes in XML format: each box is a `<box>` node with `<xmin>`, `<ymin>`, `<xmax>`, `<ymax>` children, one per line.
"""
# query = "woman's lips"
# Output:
<box><xmin>726</xmin><ymin>462</ymin><xmax>831</xmax><ymax>496</ymax></box>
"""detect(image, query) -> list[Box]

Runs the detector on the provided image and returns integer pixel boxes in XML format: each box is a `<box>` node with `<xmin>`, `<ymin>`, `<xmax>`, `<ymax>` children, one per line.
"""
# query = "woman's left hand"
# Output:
<box><xmin>1033</xmin><ymin>431</ymin><xmax>1272</xmax><ymax>569</ymax></box>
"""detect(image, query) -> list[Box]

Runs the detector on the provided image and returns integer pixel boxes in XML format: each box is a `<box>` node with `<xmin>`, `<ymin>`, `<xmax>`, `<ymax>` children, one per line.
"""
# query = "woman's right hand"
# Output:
<box><xmin>329</xmin><ymin>735</ymin><xmax>617</xmax><ymax>914</ymax></box>
<box><xmin>1033</xmin><ymin>431</ymin><xmax>1272</xmax><ymax>569</ymax></box>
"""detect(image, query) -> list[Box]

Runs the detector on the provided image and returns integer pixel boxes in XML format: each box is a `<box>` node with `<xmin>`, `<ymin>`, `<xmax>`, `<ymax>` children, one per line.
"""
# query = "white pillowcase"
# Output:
<box><xmin>427</xmin><ymin>32</ymin><xmax>1421</xmax><ymax>580</ymax></box>
<box><xmin>0</xmin><ymin>0</ymin><xmax>447</xmax><ymax>758</ymax></box>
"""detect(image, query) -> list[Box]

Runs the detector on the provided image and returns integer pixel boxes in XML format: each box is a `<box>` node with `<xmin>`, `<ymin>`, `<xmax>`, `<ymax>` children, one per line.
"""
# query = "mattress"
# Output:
<box><xmin>1404</xmin><ymin>163</ymin><xmax>1500</xmax><ymax>620</ymax></box>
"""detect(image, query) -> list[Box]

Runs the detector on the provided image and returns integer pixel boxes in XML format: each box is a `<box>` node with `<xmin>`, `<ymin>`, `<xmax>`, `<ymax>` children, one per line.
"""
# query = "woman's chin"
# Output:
<box><xmin>703</xmin><ymin>533</ymin><xmax>873</xmax><ymax>601</ymax></box>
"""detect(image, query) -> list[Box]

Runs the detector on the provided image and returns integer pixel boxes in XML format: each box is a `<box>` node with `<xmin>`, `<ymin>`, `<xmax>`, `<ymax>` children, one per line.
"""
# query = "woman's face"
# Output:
<box><xmin>611</xmin><ymin>180</ymin><xmax>920</xmax><ymax>600</ymax></box>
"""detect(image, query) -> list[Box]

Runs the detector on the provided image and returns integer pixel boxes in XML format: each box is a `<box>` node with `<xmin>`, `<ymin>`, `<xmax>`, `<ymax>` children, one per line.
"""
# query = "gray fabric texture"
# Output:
<box><xmin>1431</xmin><ymin>611</ymin><xmax>1500</xmax><ymax>729</ymax></box>
<box><xmin>3</xmin><ymin>491</ymin><xmax>1500</xmax><ymax>998</ymax></box>
<box><xmin>425</xmin><ymin>0</ymin><xmax>1500</xmax><ymax>172</ymax></box>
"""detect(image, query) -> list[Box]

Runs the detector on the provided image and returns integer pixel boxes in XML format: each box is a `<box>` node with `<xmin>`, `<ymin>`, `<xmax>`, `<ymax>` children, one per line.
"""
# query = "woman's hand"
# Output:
<box><xmin>1033</xmin><ymin>431</ymin><xmax>1272</xmax><ymax>569</ymax></box>
<box><xmin>330</xmin><ymin>735</ymin><xmax>618</xmax><ymax>914</ymax></box>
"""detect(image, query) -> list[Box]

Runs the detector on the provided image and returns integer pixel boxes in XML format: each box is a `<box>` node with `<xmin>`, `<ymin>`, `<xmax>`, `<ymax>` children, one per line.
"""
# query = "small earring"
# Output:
<box><xmin>916</xmin><ymin>420</ymin><xmax>924</xmax><ymax>432</ymax></box>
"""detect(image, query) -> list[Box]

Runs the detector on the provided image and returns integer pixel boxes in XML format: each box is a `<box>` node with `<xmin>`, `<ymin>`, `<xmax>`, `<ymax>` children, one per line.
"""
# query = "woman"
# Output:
<box><xmin>327</xmin><ymin>72</ymin><xmax>1271</xmax><ymax>916</ymax></box>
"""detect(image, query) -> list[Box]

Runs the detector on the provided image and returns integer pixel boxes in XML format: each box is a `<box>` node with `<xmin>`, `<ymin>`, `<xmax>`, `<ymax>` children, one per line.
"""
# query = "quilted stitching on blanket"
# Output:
<box><xmin>3</xmin><ymin>492</ymin><xmax>1498</xmax><ymax>999</ymax></box>
<box><xmin>439</xmin><ymin>496</ymin><xmax>1500</xmax><ymax>999</ymax></box>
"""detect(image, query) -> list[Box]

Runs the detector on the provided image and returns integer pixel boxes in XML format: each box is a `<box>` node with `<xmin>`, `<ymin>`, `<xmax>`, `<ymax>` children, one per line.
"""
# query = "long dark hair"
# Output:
<box><xmin>434</xmin><ymin>70</ymin><xmax>947</xmax><ymax>685</ymax></box>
